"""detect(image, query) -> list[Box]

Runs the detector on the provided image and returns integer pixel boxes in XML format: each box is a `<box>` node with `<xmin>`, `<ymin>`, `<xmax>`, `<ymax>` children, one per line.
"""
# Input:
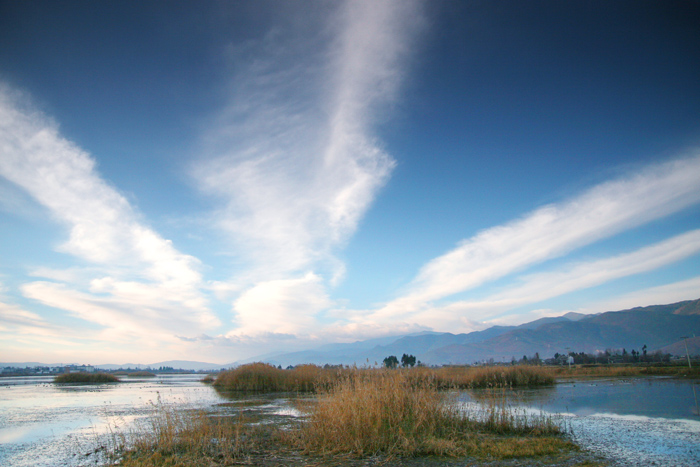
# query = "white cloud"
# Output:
<box><xmin>434</xmin><ymin>229</ymin><xmax>700</xmax><ymax>317</ymax></box>
<box><xmin>369</xmin><ymin>153</ymin><xmax>700</xmax><ymax>323</ymax></box>
<box><xmin>0</xmin><ymin>84</ymin><xmax>219</xmax><ymax>338</ymax></box>
<box><xmin>194</xmin><ymin>0</ymin><xmax>423</xmax><ymax>282</ymax></box>
<box><xmin>230</xmin><ymin>273</ymin><xmax>332</xmax><ymax>336</ymax></box>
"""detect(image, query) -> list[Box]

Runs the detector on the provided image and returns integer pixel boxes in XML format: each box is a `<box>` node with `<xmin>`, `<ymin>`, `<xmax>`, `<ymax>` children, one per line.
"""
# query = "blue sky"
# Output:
<box><xmin>1</xmin><ymin>1</ymin><xmax>699</xmax><ymax>364</ymax></box>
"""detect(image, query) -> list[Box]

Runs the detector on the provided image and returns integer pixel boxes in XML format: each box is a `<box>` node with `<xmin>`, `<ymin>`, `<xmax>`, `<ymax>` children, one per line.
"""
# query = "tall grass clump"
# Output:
<box><xmin>54</xmin><ymin>372</ymin><xmax>120</xmax><ymax>383</ymax></box>
<box><xmin>296</xmin><ymin>369</ymin><xmax>462</xmax><ymax>457</ymax></box>
<box><xmin>293</xmin><ymin>368</ymin><xmax>567</xmax><ymax>459</ymax></box>
<box><xmin>436</xmin><ymin>365</ymin><xmax>554</xmax><ymax>389</ymax></box>
<box><xmin>213</xmin><ymin>362</ymin><xmax>329</xmax><ymax>392</ymax></box>
<box><xmin>110</xmin><ymin>399</ymin><xmax>253</xmax><ymax>467</ymax></box>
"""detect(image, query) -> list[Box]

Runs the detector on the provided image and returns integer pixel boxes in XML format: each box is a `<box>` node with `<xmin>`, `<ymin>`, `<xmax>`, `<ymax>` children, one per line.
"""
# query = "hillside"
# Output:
<box><xmin>261</xmin><ymin>299</ymin><xmax>700</xmax><ymax>367</ymax></box>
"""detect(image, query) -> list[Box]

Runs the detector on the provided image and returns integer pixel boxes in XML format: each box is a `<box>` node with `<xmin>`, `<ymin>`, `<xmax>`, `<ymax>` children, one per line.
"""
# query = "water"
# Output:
<box><xmin>1</xmin><ymin>375</ymin><xmax>699</xmax><ymax>466</ymax></box>
<box><xmin>0</xmin><ymin>374</ymin><xmax>294</xmax><ymax>467</ymax></box>
<box><xmin>463</xmin><ymin>377</ymin><xmax>700</xmax><ymax>466</ymax></box>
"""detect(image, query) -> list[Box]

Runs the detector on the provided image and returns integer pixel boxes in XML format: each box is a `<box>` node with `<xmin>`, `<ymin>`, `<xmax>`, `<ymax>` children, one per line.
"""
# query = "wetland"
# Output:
<box><xmin>1</xmin><ymin>367</ymin><xmax>698</xmax><ymax>466</ymax></box>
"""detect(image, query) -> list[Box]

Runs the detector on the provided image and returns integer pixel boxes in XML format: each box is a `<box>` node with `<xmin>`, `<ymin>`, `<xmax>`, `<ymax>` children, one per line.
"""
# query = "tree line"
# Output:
<box><xmin>382</xmin><ymin>354</ymin><xmax>419</xmax><ymax>368</ymax></box>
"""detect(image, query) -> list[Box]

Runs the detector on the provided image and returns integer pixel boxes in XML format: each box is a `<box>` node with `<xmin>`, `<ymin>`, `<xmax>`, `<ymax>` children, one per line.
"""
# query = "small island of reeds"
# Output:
<box><xmin>113</xmin><ymin>364</ymin><xmax>591</xmax><ymax>466</ymax></box>
<box><xmin>54</xmin><ymin>372</ymin><xmax>120</xmax><ymax>384</ymax></box>
<box><xmin>127</xmin><ymin>371</ymin><xmax>156</xmax><ymax>377</ymax></box>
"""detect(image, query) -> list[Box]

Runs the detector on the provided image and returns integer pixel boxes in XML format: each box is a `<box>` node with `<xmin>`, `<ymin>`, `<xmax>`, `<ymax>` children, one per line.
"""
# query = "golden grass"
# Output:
<box><xmin>54</xmin><ymin>372</ymin><xmax>120</xmax><ymax>383</ymax></box>
<box><xmin>110</xmin><ymin>401</ymin><xmax>254</xmax><ymax>467</ymax></box>
<box><xmin>433</xmin><ymin>365</ymin><xmax>555</xmax><ymax>388</ymax></box>
<box><xmin>213</xmin><ymin>363</ymin><xmax>555</xmax><ymax>394</ymax></box>
<box><xmin>213</xmin><ymin>362</ymin><xmax>337</xmax><ymax>392</ymax></box>
<box><xmin>290</xmin><ymin>368</ymin><xmax>562</xmax><ymax>458</ymax></box>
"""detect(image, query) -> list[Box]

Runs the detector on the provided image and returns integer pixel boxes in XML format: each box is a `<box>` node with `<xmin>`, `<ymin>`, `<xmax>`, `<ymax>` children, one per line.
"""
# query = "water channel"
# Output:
<box><xmin>0</xmin><ymin>375</ymin><xmax>698</xmax><ymax>466</ymax></box>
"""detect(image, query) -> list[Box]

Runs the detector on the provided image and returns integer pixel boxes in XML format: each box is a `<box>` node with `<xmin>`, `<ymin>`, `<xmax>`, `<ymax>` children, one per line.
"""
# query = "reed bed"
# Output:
<box><xmin>110</xmin><ymin>399</ymin><xmax>254</xmax><ymax>467</ymax></box>
<box><xmin>54</xmin><ymin>372</ymin><xmax>120</xmax><ymax>383</ymax></box>
<box><xmin>434</xmin><ymin>365</ymin><xmax>555</xmax><ymax>388</ymax></box>
<box><xmin>127</xmin><ymin>371</ymin><xmax>156</xmax><ymax>377</ymax></box>
<box><xmin>549</xmin><ymin>364</ymin><xmax>700</xmax><ymax>379</ymax></box>
<box><xmin>214</xmin><ymin>363</ymin><xmax>555</xmax><ymax>394</ymax></box>
<box><xmin>291</xmin><ymin>368</ymin><xmax>565</xmax><ymax>458</ymax></box>
<box><xmin>213</xmin><ymin>362</ymin><xmax>332</xmax><ymax>392</ymax></box>
<box><xmin>110</xmin><ymin>367</ymin><xmax>575</xmax><ymax>465</ymax></box>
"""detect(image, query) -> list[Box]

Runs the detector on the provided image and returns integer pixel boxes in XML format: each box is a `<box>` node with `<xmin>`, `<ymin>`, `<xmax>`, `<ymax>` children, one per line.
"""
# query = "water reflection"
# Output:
<box><xmin>462</xmin><ymin>377</ymin><xmax>700</xmax><ymax>467</ymax></box>
<box><xmin>1</xmin><ymin>374</ymin><xmax>698</xmax><ymax>467</ymax></box>
<box><xmin>463</xmin><ymin>378</ymin><xmax>700</xmax><ymax>420</ymax></box>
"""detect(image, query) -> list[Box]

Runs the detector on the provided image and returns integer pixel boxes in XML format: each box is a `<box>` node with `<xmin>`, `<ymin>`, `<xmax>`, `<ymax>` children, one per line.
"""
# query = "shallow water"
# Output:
<box><xmin>0</xmin><ymin>374</ymin><xmax>301</xmax><ymax>466</ymax></box>
<box><xmin>463</xmin><ymin>377</ymin><xmax>700</xmax><ymax>466</ymax></box>
<box><xmin>1</xmin><ymin>375</ymin><xmax>699</xmax><ymax>466</ymax></box>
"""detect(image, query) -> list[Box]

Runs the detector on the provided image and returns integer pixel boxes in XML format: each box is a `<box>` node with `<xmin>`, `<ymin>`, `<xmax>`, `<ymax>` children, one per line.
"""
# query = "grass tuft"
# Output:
<box><xmin>290</xmin><ymin>368</ymin><xmax>563</xmax><ymax>458</ymax></box>
<box><xmin>109</xmin><ymin>399</ymin><xmax>254</xmax><ymax>467</ymax></box>
<box><xmin>54</xmin><ymin>372</ymin><xmax>120</xmax><ymax>383</ymax></box>
<box><xmin>213</xmin><ymin>362</ymin><xmax>330</xmax><ymax>392</ymax></box>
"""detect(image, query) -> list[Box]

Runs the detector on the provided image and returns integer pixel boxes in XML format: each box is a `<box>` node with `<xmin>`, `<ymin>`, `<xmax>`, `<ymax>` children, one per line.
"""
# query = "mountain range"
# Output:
<box><xmin>4</xmin><ymin>299</ymin><xmax>698</xmax><ymax>371</ymax></box>
<box><xmin>254</xmin><ymin>299</ymin><xmax>700</xmax><ymax>367</ymax></box>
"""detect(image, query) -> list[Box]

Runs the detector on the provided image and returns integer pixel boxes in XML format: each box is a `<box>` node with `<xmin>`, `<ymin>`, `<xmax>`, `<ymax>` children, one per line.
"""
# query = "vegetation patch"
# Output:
<box><xmin>109</xmin><ymin>366</ymin><xmax>596</xmax><ymax>466</ymax></box>
<box><xmin>548</xmin><ymin>364</ymin><xmax>700</xmax><ymax>379</ymax></box>
<box><xmin>127</xmin><ymin>371</ymin><xmax>156</xmax><ymax>377</ymax></box>
<box><xmin>213</xmin><ymin>362</ymin><xmax>329</xmax><ymax>392</ymax></box>
<box><xmin>289</xmin><ymin>369</ymin><xmax>562</xmax><ymax>458</ymax></box>
<box><xmin>54</xmin><ymin>372</ymin><xmax>120</xmax><ymax>383</ymax></box>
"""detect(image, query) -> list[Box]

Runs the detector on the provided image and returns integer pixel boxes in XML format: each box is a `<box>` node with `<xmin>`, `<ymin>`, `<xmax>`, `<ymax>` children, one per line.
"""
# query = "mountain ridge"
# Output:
<box><xmin>4</xmin><ymin>299</ymin><xmax>698</xmax><ymax>370</ymax></box>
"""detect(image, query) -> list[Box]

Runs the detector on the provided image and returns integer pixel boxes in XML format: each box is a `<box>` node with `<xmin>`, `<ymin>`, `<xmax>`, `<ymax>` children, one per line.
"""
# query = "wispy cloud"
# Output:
<box><xmin>415</xmin><ymin>229</ymin><xmax>700</xmax><ymax>326</ymax></box>
<box><xmin>195</xmin><ymin>0</ymin><xmax>423</xmax><ymax>279</ymax></box>
<box><xmin>366</xmin><ymin>154</ymin><xmax>700</xmax><ymax>326</ymax></box>
<box><xmin>0</xmin><ymin>84</ymin><xmax>219</xmax><ymax>339</ymax></box>
<box><xmin>193</xmin><ymin>0</ymin><xmax>424</xmax><ymax>336</ymax></box>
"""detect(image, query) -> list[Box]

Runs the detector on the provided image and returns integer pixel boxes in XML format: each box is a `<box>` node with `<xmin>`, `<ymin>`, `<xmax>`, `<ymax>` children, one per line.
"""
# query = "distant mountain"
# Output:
<box><xmin>657</xmin><ymin>336</ymin><xmax>700</xmax><ymax>357</ymax></box>
<box><xmin>5</xmin><ymin>299</ymin><xmax>698</xmax><ymax>371</ymax></box>
<box><xmin>259</xmin><ymin>299</ymin><xmax>700</xmax><ymax>367</ymax></box>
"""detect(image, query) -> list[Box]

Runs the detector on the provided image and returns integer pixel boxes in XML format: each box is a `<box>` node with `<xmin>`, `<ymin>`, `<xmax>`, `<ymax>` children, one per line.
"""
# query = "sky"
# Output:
<box><xmin>1</xmin><ymin>0</ymin><xmax>699</xmax><ymax>365</ymax></box>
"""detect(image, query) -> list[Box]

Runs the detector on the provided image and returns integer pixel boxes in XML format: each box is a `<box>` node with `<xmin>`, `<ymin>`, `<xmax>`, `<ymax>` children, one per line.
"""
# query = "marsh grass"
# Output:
<box><xmin>109</xmin><ymin>397</ymin><xmax>257</xmax><ymax>467</ymax></box>
<box><xmin>127</xmin><ymin>371</ymin><xmax>156</xmax><ymax>377</ymax></box>
<box><xmin>111</xmin><ymin>365</ymin><xmax>579</xmax><ymax>465</ymax></box>
<box><xmin>54</xmin><ymin>372</ymin><xmax>120</xmax><ymax>383</ymax></box>
<box><xmin>550</xmin><ymin>364</ymin><xmax>700</xmax><ymax>379</ymax></box>
<box><xmin>434</xmin><ymin>365</ymin><xmax>555</xmax><ymax>388</ymax></box>
<box><xmin>213</xmin><ymin>362</ymin><xmax>333</xmax><ymax>392</ymax></box>
<box><xmin>290</xmin><ymin>369</ymin><xmax>565</xmax><ymax>458</ymax></box>
<box><xmin>214</xmin><ymin>363</ymin><xmax>555</xmax><ymax>394</ymax></box>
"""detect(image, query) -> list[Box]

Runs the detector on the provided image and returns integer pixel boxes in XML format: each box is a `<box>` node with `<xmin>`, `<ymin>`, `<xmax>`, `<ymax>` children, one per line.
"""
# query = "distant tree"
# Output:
<box><xmin>383</xmin><ymin>355</ymin><xmax>399</xmax><ymax>369</ymax></box>
<box><xmin>401</xmin><ymin>353</ymin><xmax>417</xmax><ymax>368</ymax></box>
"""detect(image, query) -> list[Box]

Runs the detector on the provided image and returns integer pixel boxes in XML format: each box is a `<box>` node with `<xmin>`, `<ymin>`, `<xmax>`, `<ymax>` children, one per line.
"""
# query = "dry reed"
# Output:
<box><xmin>54</xmin><ymin>372</ymin><xmax>120</xmax><ymax>383</ymax></box>
<box><xmin>292</xmin><ymin>368</ymin><xmax>563</xmax><ymax>458</ymax></box>
<box><xmin>109</xmin><ymin>397</ymin><xmax>253</xmax><ymax>467</ymax></box>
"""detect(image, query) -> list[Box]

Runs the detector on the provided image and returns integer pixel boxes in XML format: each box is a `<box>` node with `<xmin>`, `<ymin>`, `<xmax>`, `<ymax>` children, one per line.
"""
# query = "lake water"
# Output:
<box><xmin>1</xmin><ymin>375</ymin><xmax>698</xmax><ymax>466</ymax></box>
<box><xmin>463</xmin><ymin>377</ymin><xmax>700</xmax><ymax>466</ymax></box>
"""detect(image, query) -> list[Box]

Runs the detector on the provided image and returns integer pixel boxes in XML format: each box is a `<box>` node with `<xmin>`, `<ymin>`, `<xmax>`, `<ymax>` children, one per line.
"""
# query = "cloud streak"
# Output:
<box><xmin>0</xmin><ymin>84</ymin><xmax>219</xmax><ymax>338</ymax></box>
<box><xmin>368</xmin><ymin>153</ymin><xmax>700</xmax><ymax>324</ymax></box>
<box><xmin>195</xmin><ymin>0</ymin><xmax>422</xmax><ymax>279</ymax></box>
<box><xmin>193</xmin><ymin>0</ymin><xmax>424</xmax><ymax>336</ymax></box>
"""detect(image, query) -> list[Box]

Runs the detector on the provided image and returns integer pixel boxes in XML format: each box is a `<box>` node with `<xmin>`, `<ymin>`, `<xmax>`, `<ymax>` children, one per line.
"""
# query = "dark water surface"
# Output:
<box><xmin>1</xmin><ymin>375</ymin><xmax>698</xmax><ymax>466</ymax></box>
